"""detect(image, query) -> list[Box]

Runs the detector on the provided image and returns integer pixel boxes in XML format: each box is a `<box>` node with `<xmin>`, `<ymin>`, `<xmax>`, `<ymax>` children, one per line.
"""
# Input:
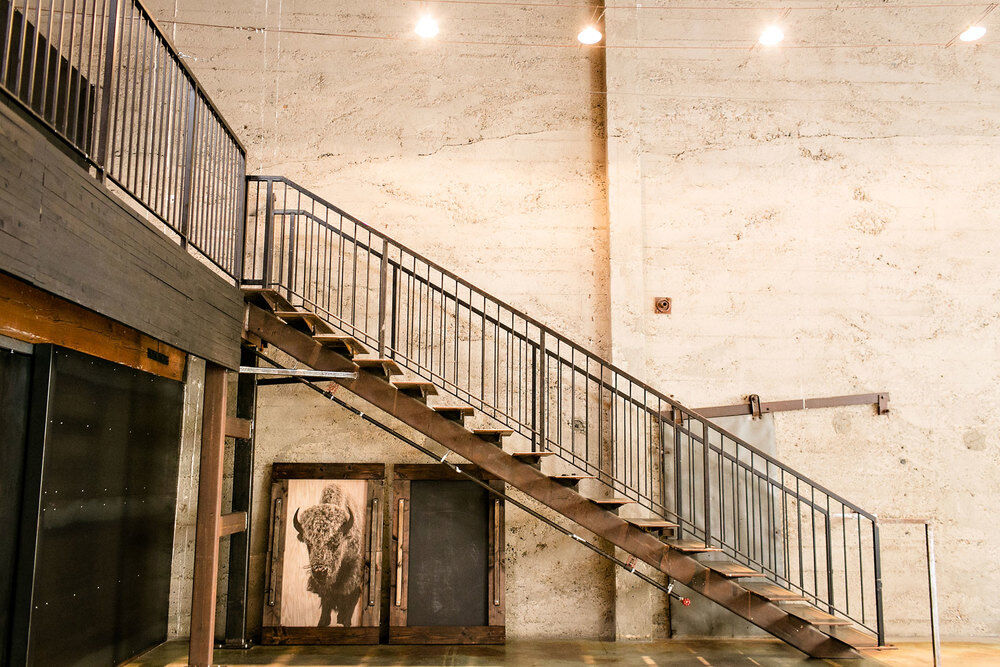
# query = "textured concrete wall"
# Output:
<box><xmin>148</xmin><ymin>0</ymin><xmax>616</xmax><ymax>637</ymax></box>
<box><xmin>604</xmin><ymin>3</ymin><xmax>1000</xmax><ymax>639</ymax></box>
<box><xmin>155</xmin><ymin>0</ymin><xmax>999</xmax><ymax>642</ymax></box>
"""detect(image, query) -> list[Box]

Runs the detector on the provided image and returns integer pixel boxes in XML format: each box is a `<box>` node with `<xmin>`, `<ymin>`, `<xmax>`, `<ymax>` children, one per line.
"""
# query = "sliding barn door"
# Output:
<box><xmin>390</xmin><ymin>464</ymin><xmax>505</xmax><ymax>644</ymax></box>
<box><xmin>262</xmin><ymin>463</ymin><xmax>385</xmax><ymax>644</ymax></box>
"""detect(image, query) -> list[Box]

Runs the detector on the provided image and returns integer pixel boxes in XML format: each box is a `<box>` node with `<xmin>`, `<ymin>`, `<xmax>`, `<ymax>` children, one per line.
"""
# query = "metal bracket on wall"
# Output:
<box><xmin>683</xmin><ymin>392</ymin><xmax>890</xmax><ymax>420</ymax></box>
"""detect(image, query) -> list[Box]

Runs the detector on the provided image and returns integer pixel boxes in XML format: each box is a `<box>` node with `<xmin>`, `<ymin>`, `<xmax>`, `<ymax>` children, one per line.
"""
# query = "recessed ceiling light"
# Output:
<box><xmin>577</xmin><ymin>25</ymin><xmax>603</xmax><ymax>45</ymax></box>
<box><xmin>415</xmin><ymin>15</ymin><xmax>439</xmax><ymax>39</ymax></box>
<box><xmin>959</xmin><ymin>25</ymin><xmax>987</xmax><ymax>42</ymax></box>
<box><xmin>759</xmin><ymin>25</ymin><xmax>784</xmax><ymax>46</ymax></box>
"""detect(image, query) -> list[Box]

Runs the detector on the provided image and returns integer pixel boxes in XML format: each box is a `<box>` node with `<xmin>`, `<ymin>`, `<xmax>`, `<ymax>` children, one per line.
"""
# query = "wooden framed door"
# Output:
<box><xmin>262</xmin><ymin>463</ymin><xmax>385</xmax><ymax>644</ymax></box>
<box><xmin>390</xmin><ymin>464</ymin><xmax>505</xmax><ymax>644</ymax></box>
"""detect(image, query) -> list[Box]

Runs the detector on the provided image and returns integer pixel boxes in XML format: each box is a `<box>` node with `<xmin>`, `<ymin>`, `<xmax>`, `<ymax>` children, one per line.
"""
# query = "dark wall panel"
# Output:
<box><xmin>407</xmin><ymin>480</ymin><xmax>489</xmax><ymax>627</ymax></box>
<box><xmin>26</xmin><ymin>346</ymin><xmax>182</xmax><ymax>666</ymax></box>
<box><xmin>0</xmin><ymin>344</ymin><xmax>31</xmax><ymax>664</ymax></box>
<box><xmin>0</xmin><ymin>99</ymin><xmax>243</xmax><ymax>369</ymax></box>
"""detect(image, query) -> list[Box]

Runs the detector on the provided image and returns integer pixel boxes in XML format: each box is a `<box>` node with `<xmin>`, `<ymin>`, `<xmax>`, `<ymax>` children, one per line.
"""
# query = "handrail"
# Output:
<box><xmin>242</xmin><ymin>174</ymin><xmax>886</xmax><ymax>644</ymax></box>
<box><xmin>251</xmin><ymin>175</ymin><xmax>876</xmax><ymax>518</ymax></box>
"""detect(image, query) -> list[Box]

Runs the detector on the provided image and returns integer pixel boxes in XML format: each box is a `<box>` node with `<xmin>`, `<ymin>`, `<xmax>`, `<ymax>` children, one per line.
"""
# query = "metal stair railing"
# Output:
<box><xmin>242</xmin><ymin>175</ymin><xmax>885</xmax><ymax>645</ymax></box>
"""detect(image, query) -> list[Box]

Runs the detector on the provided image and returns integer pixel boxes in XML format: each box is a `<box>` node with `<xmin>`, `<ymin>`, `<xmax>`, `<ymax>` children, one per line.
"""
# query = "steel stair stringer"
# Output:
<box><xmin>244</xmin><ymin>303</ymin><xmax>860</xmax><ymax>660</ymax></box>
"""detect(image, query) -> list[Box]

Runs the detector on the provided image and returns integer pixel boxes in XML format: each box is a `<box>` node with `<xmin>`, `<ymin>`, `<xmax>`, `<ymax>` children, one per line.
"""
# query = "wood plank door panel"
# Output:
<box><xmin>389</xmin><ymin>464</ymin><xmax>505</xmax><ymax>644</ymax></box>
<box><xmin>262</xmin><ymin>463</ymin><xmax>385</xmax><ymax>644</ymax></box>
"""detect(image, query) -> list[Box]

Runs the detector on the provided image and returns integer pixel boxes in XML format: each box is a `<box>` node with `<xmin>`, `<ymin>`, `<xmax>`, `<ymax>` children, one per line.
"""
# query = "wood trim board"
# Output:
<box><xmin>0</xmin><ymin>272</ymin><xmax>186</xmax><ymax>381</ymax></box>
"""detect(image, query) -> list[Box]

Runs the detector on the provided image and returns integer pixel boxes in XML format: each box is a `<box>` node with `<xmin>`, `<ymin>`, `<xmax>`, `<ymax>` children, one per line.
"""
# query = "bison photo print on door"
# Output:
<box><xmin>263</xmin><ymin>463</ymin><xmax>384</xmax><ymax>644</ymax></box>
<box><xmin>282</xmin><ymin>479</ymin><xmax>367</xmax><ymax>628</ymax></box>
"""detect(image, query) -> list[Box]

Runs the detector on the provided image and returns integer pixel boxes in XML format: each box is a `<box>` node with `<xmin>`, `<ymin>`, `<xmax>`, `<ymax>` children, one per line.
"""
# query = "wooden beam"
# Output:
<box><xmin>219</xmin><ymin>511</ymin><xmax>248</xmax><ymax>537</ymax></box>
<box><xmin>0</xmin><ymin>272</ymin><xmax>186</xmax><ymax>381</ymax></box>
<box><xmin>189</xmin><ymin>363</ymin><xmax>228</xmax><ymax>667</ymax></box>
<box><xmin>225</xmin><ymin>416</ymin><xmax>252</xmax><ymax>440</ymax></box>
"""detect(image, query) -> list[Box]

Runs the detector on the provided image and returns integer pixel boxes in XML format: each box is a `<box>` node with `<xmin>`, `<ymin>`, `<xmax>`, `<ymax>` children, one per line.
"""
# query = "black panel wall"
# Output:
<box><xmin>17</xmin><ymin>346</ymin><xmax>183</xmax><ymax>666</ymax></box>
<box><xmin>407</xmin><ymin>480</ymin><xmax>489</xmax><ymax>627</ymax></box>
<box><xmin>0</xmin><ymin>343</ymin><xmax>32</xmax><ymax>665</ymax></box>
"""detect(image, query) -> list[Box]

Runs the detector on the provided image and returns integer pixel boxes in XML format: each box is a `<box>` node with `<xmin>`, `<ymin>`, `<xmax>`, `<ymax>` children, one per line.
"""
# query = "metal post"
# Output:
<box><xmin>389</xmin><ymin>264</ymin><xmax>398</xmax><ymax>358</ymax></box>
<box><xmin>702</xmin><ymin>419</ymin><xmax>712</xmax><ymax>546</ymax></box>
<box><xmin>926</xmin><ymin>523</ymin><xmax>941</xmax><ymax>667</ymax></box>
<box><xmin>377</xmin><ymin>238</ymin><xmax>388</xmax><ymax>356</ymax></box>
<box><xmin>223</xmin><ymin>345</ymin><xmax>257</xmax><ymax>648</ymax></box>
<box><xmin>825</xmin><ymin>514</ymin><xmax>835</xmax><ymax>613</ymax></box>
<box><xmin>177</xmin><ymin>87</ymin><xmax>198</xmax><ymax>247</ymax></box>
<box><xmin>537</xmin><ymin>330</ymin><xmax>546</xmax><ymax>452</ymax></box>
<box><xmin>95</xmin><ymin>0</ymin><xmax>120</xmax><ymax>174</ymax></box>
<box><xmin>673</xmin><ymin>410</ymin><xmax>683</xmax><ymax>539</ymax></box>
<box><xmin>873</xmin><ymin>521</ymin><xmax>886</xmax><ymax>647</ymax></box>
<box><xmin>530</xmin><ymin>342</ymin><xmax>537</xmax><ymax>452</ymax></box>
<box><xmin>261</xmin><ymin>180</ymin><xmax>275</xmax><ymax>287</ymax></box>
<box><xmin>234</xmin><ymin>160</ymin><xmax>248</xmax><ymax>281</ymax></box>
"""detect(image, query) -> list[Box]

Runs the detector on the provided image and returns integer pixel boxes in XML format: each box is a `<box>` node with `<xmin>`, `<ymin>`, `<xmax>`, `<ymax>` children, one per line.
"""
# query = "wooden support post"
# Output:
<box><xmin>189</xmin><ymin>363</ymin><xmax>228</xmax><ymax>667</ymax></box>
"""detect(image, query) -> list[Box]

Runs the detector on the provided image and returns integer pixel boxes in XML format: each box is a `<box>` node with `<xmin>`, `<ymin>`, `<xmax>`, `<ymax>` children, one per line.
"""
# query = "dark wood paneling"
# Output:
<box><xmin>271</xmin><ymin>463</ymin><xmax>386</xmax><ymax>480</ymax></box>
<box><xmin>260</xmin><ymin>627</ymin><xmax>380</xmax><ymax>645</ymax></box>
<box><xmin>388</xmin><ymin>626</ymin><xmax>505</xmax><ymax>645</ymax></box>
<box><xmin>393</xmin><ymin>463</ymin><xmax>497</xmax><ymax>481</ymax></box>
<box><xmin>0</xmin><ymin>101</ymin><xmax>243</xmax><ymax>369</ymax></box>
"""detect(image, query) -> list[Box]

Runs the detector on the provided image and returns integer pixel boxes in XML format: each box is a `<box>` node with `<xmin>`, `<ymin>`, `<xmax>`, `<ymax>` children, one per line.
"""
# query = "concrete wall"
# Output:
<box><xmin>604</xmin><ymin>3</ymin><xmax>1000</xmax><ymax>639</ymax></box>
<box><xmin>150</xmin><ymin>0</ymin><xmax>618</xmax><ymax>639</ymax></box>
<box><xmin>155</xmin><ymin>0</ymin><xmax>999</xmax><ymax>641</ymax></box>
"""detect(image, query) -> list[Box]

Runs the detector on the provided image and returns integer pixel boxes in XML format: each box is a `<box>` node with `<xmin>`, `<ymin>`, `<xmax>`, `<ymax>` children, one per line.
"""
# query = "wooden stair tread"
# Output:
<box><xmin>354</xmin><ymin>357</ymin><xmax>403</xmax><ymax>375</ymax></box>
<box><xmin>432</xmin><ymin>405</ymin><xmax>475</xmax><ymax>415</ymax></box>
<box><xmin>392</xmin><ymin>380</ymin><xmax>439</xmax><ymax>395</ymax></box>
<box><xmin>625</xmin><ymin>518</ymin><xmax>678</xmax><ymax>530</ymax></box>
<box><xmin>549</xmin><ymin>474</ymin><xmax>596</xmax><ymax>480</ymax></box>
<box><xmin>665</xmin><ymin>539</ymin><xmax>721</xmax><ymax>553</ymax></box>
<box><xmin>312</xmin><ymin>334</ymin><xmax>369</xmax><ymax>355</ymax></box>
<box><xmin>781</xmin><ymin>605</ymin><xmax>853</xmax><ymax>627</ymax></box>
<box><xmin>472</xmin><ymin>428</ymin><xmax>514</xmax><ymax>436</ymax></box>
<box><xmin>828</xmin><ymin>626</ymin><xmax>880</xmax><ymax>649</ymax></box>
<box><xmin>590</xmin><ymin>498</ymin><xmax>634</xmax><ymax>507</ymax></box>
<box><xmin>510</xmin><ymin>451</ymin><xmax>555</xmax><ymax>458</ymax></box>
<box><xmin>242</xmin><ymin>287</ymin><xmax>295</xmax><ymax>312</ymax></box>
<box><xmin>743</xmin><ymin>581</ymin><xmax>807</xmax><ymax>602</ymax></box>
<box><xmin>705</xmin><ymin>561</ymin><xmax>765</xmax><ymax>578</ymax></box>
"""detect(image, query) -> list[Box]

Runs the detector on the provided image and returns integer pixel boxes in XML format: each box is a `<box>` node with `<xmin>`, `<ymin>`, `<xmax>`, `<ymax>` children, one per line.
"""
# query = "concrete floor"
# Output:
<box><xmin>130</xmin><ymin>639</ymin><xmax>1000</xmax><ymax>666</ymax></box>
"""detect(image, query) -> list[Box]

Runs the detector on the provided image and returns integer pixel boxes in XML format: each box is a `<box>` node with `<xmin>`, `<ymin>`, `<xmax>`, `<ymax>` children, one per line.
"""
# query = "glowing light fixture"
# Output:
<box><xmin>758</xmin><ymin>25</ymin><xmax>784</xmax><ymax>46</ymax></box>
<box><xmin>415</xmin><ymin>14</ymin><xmax>439</xmax><ymax>39</ymax></box>
<box><xmin>577</xmin><ymin>25</ymin><xmax>603</xmax><ymax>45</ymax></box>
<box><xmin>959</xmin><ymin>25</ymin><xmax>987</xmax><ymax>42</ymax></box>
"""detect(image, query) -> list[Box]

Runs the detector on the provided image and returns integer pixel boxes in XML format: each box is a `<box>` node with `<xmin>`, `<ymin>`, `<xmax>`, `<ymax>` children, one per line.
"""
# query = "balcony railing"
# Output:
<box><xmin>0</xmin><ymin>0</ymin><xmax>245</xmax><ymax>279</ymax></box>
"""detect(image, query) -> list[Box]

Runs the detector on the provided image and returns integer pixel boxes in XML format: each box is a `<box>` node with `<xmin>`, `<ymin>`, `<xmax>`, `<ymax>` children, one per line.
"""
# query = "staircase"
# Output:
<box><xmin>240</xmin><ymin>175</ymin><xmax>887</xmax><ymax>658</ymax></box>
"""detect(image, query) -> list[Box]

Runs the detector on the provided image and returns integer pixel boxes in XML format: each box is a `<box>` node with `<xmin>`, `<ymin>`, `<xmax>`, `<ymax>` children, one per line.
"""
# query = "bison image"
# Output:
<box><xmin>292</xmin><ymin>483</ymin><xmax>365</xmax><ymax>627</ymax></box>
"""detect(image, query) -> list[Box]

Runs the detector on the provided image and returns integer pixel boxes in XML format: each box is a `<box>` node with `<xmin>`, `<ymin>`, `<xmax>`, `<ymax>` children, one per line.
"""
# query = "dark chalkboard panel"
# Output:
<box><xmin>406</xmin><ymin>480</ymin><xmax>489</xmax><ymax>627</ymax></box>
<box><xmin>25</xmin><ymin>346</ymin><xmax>183</xmax><ymax>666</ymax></box>
<box><xmin>0</xmin><ymin>344</ymin><xmax>31</xmax><ymax>664</ymax></box>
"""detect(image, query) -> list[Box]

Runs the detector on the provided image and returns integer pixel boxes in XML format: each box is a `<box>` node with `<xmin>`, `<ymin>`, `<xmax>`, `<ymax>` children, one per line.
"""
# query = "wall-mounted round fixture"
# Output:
<box><xmin>415</xmin><ymin>15</ymin><xmax>439</xmax><ymax>39</ymax></box>
<box><xmin>959</xmin><ymin>25</ymin><xmax>987</xmax><ymax>42</ymax></box>
<box><xmin>758</xmin><ymin>25</ymin><xmax>784</xmax><ymax>46</ymax></box>
<box><xmin>578</xmin><ymin>25</ymin><xmax>603</xmax><ymax>45</ymax></box>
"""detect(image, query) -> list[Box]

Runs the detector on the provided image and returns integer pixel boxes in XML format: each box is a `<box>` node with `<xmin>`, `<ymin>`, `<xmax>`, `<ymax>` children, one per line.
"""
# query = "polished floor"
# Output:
<box><xmin>131</xmin><ymin>638</ymin><xmax>1000</xmax><ymax>666</ymax></box>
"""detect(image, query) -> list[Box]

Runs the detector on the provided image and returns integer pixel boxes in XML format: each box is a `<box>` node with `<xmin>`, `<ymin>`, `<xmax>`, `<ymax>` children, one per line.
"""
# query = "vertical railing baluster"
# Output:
<box><xmin>95</xmin><ymin>0</ymin><xmax>118</xmax><ymax>172</ymax></box>
<box><xmin>702</xmin><ymin>419</ymin><xmax>711</xmax><ymax>546</ymax></box>
<box><xmin>873</xmin><ymin>521</ymin><xmax>885</xmax><ymax>646</ymax></box>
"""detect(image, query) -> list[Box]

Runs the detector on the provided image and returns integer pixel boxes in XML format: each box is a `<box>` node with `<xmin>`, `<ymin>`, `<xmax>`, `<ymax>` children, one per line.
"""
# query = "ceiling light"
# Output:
<box><xmin>577</xmin><ymin>25</ymin><xmax>603</xmax><ymax>45</ymax></box>
<box><xmin>959</xmin><ymin>25</ymin><xmax>987</xmax><ymax>42</ymax></box>
<box><xmin>758</xmin><ymin>25</ymin><xmax>784</xmax><ymax>46</ymax></box>
<box><xmin>415</xmin><ymin>15</ymin><xmax>439</xmax><ymax>39</ymax></box>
